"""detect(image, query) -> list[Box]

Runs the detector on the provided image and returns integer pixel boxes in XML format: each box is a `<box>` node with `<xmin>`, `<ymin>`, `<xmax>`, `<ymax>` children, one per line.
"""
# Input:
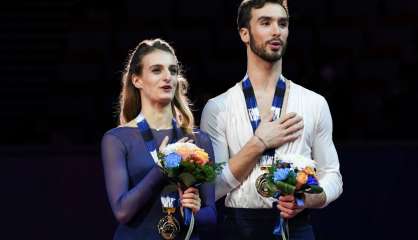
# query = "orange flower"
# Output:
<box><xmin>303</xmin><ymin>167</ymin><xmax>315</xmax><ymax>176</ymax></box>
<box><xmin>176</xmin><ymin>146</ymin><xmax>192</xmax><ymax>160</ymax></box>
<box><xmin>296</xmin><ymin>172</ymin><xmax>308</xmax><ymax>190</ymax></box>
<box><xmin>191</xmin><ymin>149</ymin><xmax>209</xmax><ymax>165</ymax></box>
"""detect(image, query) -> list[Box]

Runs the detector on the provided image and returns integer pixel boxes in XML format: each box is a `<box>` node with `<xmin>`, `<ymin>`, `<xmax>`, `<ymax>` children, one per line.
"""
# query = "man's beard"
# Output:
<box><xmin>249</xmin><ymin>31</ymin><xmax>287</xmax><ymax>63</ymax></box>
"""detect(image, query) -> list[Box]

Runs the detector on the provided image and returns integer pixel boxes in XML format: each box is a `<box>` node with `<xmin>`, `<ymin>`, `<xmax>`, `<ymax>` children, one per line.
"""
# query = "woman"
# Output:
<box><xmin>101</xmin><ymin>39</ymin><xmax>216</xmax><ymax>239</ymax></box>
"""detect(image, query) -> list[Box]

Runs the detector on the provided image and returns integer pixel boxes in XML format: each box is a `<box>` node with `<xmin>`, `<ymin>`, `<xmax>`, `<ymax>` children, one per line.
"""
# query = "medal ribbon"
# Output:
<box><xmin>242</xmin><ymin>74</ymin><xmax>286</xmax><ymax>166</ymax></box>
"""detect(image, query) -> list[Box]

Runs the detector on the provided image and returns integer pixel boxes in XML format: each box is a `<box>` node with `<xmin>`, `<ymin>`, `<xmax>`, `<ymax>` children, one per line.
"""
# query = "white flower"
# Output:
<box><xmin>162</xmin><ymin>142</ymin><xmax>199</xmax><ymax>155</ymax></box>
<box><xmin>275</xmin><ymin>153</ymin><xmax>316</xmax><ymax>170</ymax></box>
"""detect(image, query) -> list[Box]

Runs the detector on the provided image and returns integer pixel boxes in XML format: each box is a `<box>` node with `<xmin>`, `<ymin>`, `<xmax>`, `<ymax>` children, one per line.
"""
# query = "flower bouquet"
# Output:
<box><xmin>158</xmin><ymin>142</ymin><xmax>223</xmax><ymax>239</ymax></box>
<box><xmin>265</xmin><ymin>154</ymin><xmax>323</xmax><ymax>239</ymax></box>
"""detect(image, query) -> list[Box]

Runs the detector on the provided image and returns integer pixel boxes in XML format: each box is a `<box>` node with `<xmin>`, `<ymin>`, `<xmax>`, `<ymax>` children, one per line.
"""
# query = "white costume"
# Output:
<box><xmin>200</xmin><ymin>79</ymin><xmax>343</xmax><ymax>208</ymax></box>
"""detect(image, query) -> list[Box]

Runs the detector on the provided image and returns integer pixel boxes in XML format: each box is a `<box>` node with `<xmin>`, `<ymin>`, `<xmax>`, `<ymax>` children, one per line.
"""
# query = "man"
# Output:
<box><xmin>200</xmin><ymin>0</ymin><xmax>343</xmax><ymax>239</ymax></box>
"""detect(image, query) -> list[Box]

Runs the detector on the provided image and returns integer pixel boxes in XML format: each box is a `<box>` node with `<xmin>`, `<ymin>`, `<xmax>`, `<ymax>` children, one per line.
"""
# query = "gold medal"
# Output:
<box><xmin>158</xmin><ymin>195</ymin><xmax>180</xmax><ymax>239</ymax></box>
<box><xmin>256</xmin><ymin>166</ymin><xmax>274</xmax><ymax>198</ymax></box>
<box><xmin>157</xmin><ymin>207</ymin><xmax>180</xmax><ymax>240</ymax></box>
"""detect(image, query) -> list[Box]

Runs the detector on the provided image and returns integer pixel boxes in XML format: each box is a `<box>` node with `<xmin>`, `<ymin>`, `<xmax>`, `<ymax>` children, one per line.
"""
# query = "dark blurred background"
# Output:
<box><xmin>1</xmin><ymin>0</ymin><xmax>417</xmax><ymax>239</ymax></box>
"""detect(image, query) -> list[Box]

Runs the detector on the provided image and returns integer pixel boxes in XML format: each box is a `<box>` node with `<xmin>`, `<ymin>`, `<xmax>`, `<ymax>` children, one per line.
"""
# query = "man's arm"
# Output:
<box><xmin>201</xmin><ymin>99</ymin><xmax>303</xmax><ymax>200</ymax></box>
<box><xmin>312</xmin><ymin>97</ymin><xmax>343</xmax><ymax>207</ymax></box>
<box><xmin>200</xmin><ymin>99</ymin><xmax>259</xmax><ymax>200</ymax></box>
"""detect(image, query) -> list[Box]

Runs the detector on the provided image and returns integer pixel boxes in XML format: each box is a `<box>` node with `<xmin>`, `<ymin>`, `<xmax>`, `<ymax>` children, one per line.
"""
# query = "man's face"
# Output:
<box><xmin>246</xmin><ymin>3</ymin><xmax>289</xmax><ymax>62</ymax></box>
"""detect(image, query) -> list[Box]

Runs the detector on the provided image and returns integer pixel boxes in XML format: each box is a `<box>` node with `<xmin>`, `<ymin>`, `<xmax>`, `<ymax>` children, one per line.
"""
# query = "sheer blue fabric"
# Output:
<box><xmin>101</xmin><ymin>127</ymin><xmax>216</xmax><ymax>240</ymax></box>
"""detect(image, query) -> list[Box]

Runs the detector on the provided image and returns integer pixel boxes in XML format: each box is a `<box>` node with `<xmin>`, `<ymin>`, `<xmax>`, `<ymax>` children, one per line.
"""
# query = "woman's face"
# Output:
<box><xmin>133</xmin><ymin>50</ymin><xmax>178</xmax><ymax>106</ymax></box>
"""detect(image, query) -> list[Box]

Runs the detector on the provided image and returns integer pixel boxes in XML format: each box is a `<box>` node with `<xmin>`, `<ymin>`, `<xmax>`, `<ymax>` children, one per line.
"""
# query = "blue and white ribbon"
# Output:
<box><xmin>136</xmin><ymin>113</ymin><xmax>177</xmax><ymax>163</ymax></box>
<box><xmin>242</xmin><ymin>74</ymin><xmax>286</xmax><ymax>166</ymax></box>
<box><xmin>161</xmin><ymin>194</ymin><xmax>177</xmax><ymax>208</ymax></box>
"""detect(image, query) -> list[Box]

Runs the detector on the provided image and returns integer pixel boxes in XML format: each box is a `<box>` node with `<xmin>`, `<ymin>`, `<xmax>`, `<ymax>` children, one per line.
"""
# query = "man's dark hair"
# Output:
<box><xmin>237</xmin><ymin>0</ymin><xmax>288</xmax><ymax>30</ymax></box>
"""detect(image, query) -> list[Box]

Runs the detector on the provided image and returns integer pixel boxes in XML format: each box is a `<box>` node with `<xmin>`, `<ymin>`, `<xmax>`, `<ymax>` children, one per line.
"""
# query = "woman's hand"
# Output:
<box><xmin>178</xmin><ymin>187</ymin><xmax>201</xmax><ymax>214</ymax></box>
<box><xmin>159</xmin><ymin>136</ymin><xmax>194</xmax><ymax>152</ymax></box>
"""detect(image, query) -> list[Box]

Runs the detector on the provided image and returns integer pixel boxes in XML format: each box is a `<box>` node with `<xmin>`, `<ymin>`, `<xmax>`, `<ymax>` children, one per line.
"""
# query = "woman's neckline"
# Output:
<box><xmin>117</xmin><ymin>125</ymin><xmax>173</xmax><ymax>131</ymax></box>
<box><xmin>119</xmin><ymin>117</ymin><xmax>175</xmax><ymax>131</ymax></box>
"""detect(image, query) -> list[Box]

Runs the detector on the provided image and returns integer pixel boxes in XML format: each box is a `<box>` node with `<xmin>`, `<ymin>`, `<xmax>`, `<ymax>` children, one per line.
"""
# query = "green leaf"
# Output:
<box><xmin>166</xmin><ymin>168</ymin><xmax>179</xmax><ymax>178</ymax></box>
<box><xmin>265</xmin><ymin>181</ymin><xmax>279</xmax><ymax>194</ymax></box>
<box><xmin>268</xmin><ymin>166</ymin><xmax>276</xmax><ymax>175</ymax></box>
<box><xmin>179</xmin><ymin>172</ymin><xmax>197</xmax><ymax>187</ymax></box>
<box><xmin>275</xmin><ymin>181</ymin><xmax>296</xmax><ymax>195</ymax></box>
<box><xmin>285</xmin><ymin>170</ymin><xmax>297</xmax><ymax>185</ymax></box>
<box><xmin>306</xmin><ymin>185</ymin><xmax>323</xmax><ymax>194</ymax></box>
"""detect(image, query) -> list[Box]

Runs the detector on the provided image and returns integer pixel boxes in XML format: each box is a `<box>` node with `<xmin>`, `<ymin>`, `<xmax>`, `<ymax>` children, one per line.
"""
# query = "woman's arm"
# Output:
<box><xmin>101</xmin><ymin>133</ymin><xmax>167</xmax><ymax>224</ymax></box>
